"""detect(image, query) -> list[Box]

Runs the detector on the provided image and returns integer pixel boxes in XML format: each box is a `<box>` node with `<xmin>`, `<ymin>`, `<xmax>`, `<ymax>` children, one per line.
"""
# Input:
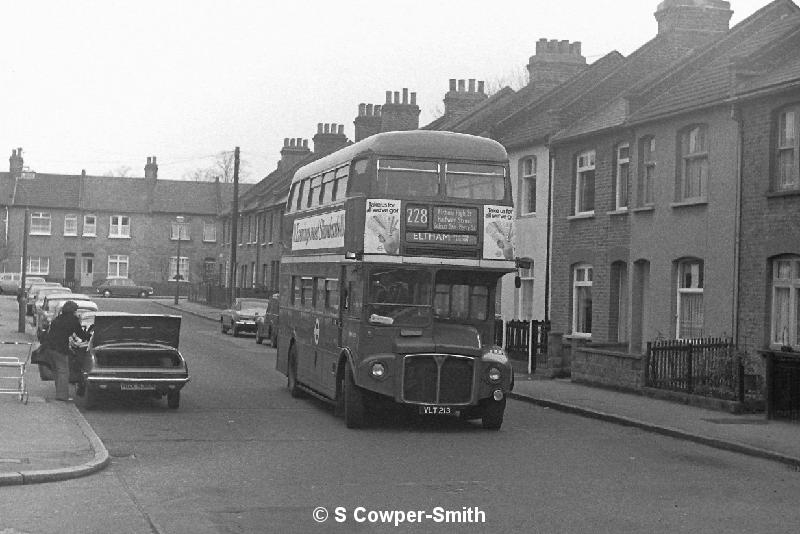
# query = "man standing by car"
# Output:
<box><xmin>43</xmin><ymin>301</ymin><xmax>89</xmax><ymax>401</ymax></box>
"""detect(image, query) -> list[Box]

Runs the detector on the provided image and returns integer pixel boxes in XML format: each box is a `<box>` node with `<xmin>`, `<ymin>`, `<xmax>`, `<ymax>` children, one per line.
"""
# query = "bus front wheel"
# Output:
<box><xmin>481</xmin><ymin>397</ymin><xmax>506</xmax><ymax>430</ymax></box>
<box><xmin>343</xmin><ymin>360</ymin><xmax>366</xmax><ymax>429</ymax></box>
<box><xmin>287</xmin><ymin>346</ymin><xmax>302</xmax><ymax>398</ymax></box>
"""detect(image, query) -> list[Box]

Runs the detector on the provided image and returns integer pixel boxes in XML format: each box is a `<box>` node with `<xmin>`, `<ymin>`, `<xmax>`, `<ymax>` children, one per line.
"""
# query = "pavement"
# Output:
<box><xmin>2</xmin><ymin>296</ymin><xmax>799</xmax><ymax>488</ymax></box>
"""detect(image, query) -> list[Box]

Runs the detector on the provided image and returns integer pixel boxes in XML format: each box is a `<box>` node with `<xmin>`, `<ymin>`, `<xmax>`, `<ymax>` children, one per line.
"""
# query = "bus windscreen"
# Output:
<box><xmin>445</xmin><ymin>163</ymin><xmax>506</xmax><ymax>200</ymax></box>
<box><xmin>377</xmin><ymin>160</ymin><xmax>439</xmax><ymax>197</ymax></box>
<box><xmin>367</xmin><ymin>268</ymin><xmax>432</xmax><ymax>327</ymax></box>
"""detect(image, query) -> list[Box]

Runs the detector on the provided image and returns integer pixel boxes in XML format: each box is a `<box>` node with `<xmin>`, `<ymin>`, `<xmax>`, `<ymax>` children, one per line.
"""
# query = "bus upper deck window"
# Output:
<box><xmin>445</xmin><ymin>162</ymin><xmax>506</xmax><ymax>200</ymax></box>
<box><xmin>333</xmin><ymin>166</ymin><xmax>349</xmax><ymax>201</ymax></box>
<box><xmin>377</xmin><ymin>159</ymin><xmax>438</xmax><ymax>197</ymax></box>
<box><xmin>321</xmin><ymin>171</ymin><xmax>336</xmax><ymax>204</ymax></box>
<box><xmin>295</xmin><ymin>181</ymin><xmax>305</xmax><ymax>211</ymax></box>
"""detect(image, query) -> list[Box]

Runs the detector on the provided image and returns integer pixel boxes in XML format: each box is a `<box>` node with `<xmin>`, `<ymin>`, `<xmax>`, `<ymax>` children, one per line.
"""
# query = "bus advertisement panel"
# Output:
<box><xmin>277</xmin><ymin>131</ymin><xmax>516</xmax><ymax>430</ymax></box>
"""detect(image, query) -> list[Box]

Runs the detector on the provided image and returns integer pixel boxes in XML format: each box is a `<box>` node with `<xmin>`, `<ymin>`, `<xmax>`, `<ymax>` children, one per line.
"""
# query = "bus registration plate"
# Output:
<box><xmin>418</xmin><ymin>405</ymin><xmax>457</xmax><ymax>416</ymax></box>
<box><xmin>120</xmin><ymin>384</ymin><xmax>156</xmax><ymax>391</ymax></box>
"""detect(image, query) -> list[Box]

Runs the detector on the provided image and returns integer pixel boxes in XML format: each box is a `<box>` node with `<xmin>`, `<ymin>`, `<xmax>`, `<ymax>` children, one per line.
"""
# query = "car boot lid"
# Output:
<box><xmin>92</xmin><ymin>313</ymin><xmax>181</xmax><ymax>348</ymax></box>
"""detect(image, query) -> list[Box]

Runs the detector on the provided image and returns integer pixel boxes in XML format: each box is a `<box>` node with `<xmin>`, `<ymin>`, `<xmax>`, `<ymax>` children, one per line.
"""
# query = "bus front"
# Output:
<box><xmin>345</xmin><ymin>132</ymin><xmax>516</xmax><ymax>429</ymax></box>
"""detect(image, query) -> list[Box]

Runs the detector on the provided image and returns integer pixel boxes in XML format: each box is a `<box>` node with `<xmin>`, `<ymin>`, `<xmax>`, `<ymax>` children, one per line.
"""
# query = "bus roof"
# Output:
<box><xmin>292</xmin><ymin>130</ymin><xmax>508</xmax><ymax>184</ymax></box>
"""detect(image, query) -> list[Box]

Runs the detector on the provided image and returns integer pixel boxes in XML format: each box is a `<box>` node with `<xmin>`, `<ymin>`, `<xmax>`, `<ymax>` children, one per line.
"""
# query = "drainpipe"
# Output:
<box><xmin>732</xmin><ymin>102</ymin><xmax>743</xmax><ymax>348</ymax></box>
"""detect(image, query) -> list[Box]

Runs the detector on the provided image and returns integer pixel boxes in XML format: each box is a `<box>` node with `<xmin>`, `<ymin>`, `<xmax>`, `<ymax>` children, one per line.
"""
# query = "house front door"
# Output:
<box><xmin>80</xmin><ymin>258</ymin><xmax>94</xmax><ymax>288</ymax></box>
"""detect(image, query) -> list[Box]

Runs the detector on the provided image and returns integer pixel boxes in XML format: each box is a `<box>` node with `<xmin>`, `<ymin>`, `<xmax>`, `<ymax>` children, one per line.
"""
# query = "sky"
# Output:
<box><xmin>0</xmin><ymin>0</ymin><xmax>772</xmax><ymax>183</ymax></box>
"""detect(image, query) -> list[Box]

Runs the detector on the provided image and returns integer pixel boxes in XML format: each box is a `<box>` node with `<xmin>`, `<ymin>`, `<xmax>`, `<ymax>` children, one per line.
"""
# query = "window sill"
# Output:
<box><xmin>564</xmin><ymin>334</ymin><xmax>592</xmax><ymax>340</ymax></box>
<box><xmin>63</xmin><ymin>234</ymin><xmax>78</xmax><ymax>238</ymax></box>
<box><xmin>518</xmin><ymin>212</ymin><xmax>538</xmax><ymax>219</ymax></box>
<box><xmin>631</xmin><ymin>206</ymin><xmax>654</xmax><ymax>213</ymax></box>
<box><xmin>29</xmin><ymin>233</ymin><xmax>51</xmax><ymax>237</ymax></box>
<box><xmin>567</xmin><ymin>212</ymin><xmax>595</xmax><ymax>221</ymax></box>
<box><xmin>607</xmin><ymin>209</ymin><xmax>629</xmax><ymax>217</ymax></box>
<box><xmin>108</xmin><ymin>235</ymin><xmax>131</xmax><ymax>239</ymax></box>
<box><xmin>766</xmin><ymin>188</ymin><xmax>800</xmax><ymax>199</ymax></box>
<box><xmin>670</xmin><ymin>199</ymin><xmax>708</xmax><ymax>209</ymax></box>
<box><xmin>82</xmin><ymin>234</ymin><xmax>96</xmax><ymax>238</ymax></box>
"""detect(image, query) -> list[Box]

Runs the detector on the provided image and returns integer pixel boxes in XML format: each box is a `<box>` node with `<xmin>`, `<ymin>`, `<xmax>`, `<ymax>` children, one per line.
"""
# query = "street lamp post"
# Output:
<box><xmin>174</xmin><ymin>215</ymin><xmax>185</xmax><ymax>305</ymax></box>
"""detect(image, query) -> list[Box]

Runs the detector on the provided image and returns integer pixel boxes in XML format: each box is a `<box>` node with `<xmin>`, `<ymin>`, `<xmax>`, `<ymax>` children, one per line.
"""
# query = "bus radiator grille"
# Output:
<box><xmin>403</xmin><ymin>355</ymin><xmax>473</xmax><ymax>404</ymax></box>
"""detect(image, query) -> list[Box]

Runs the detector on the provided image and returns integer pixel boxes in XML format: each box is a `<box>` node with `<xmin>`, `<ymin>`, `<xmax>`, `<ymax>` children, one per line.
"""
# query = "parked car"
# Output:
<box><xmin>74</xmin><ymin>312</ymin><xmax>189</xmax><ymax>410</ymax></box>
<box><xmin>220</xmin><ymin>298</ymin><xmax>269</xmax><ymax>337</ymax></box>
<box><xmin>0</xmin><ymin>273</ymin><xmax>22</xmax><ymax>293</ymax></box>
<box><xmin>95</xmin><ymin>278</ymin><xmax>154</xmax><ymax>298</ymax></box>
<box><xmin>255</xmin><ymin>293</ymin><xmax>279</xmax><ymax>347</ymax></box>
<box><xmin>36</xmin><ymin>293</ymin><xmax>98</xmax><ymax>341</ymax></box>
<box><xmin>26</xmin><ymin>284</ymin><xmax>66</xmax><ymax>316</ymax></box>
<box><xmin>22</xmin><ymin>276</ymin><xmax>48</xmax><ymax>293</ymax></box>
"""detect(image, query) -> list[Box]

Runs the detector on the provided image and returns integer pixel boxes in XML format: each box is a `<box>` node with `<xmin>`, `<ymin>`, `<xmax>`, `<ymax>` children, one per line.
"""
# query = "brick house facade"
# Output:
<box><xmin>1</xmin><ymin>150</ymin><xmax>242</xmax><ymax>292</ymax></box>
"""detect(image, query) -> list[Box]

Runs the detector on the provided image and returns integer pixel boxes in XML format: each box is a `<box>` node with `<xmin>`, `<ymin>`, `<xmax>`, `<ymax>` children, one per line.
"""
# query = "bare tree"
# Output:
<box><xmin>183</xmin><ymin>151</ymin><xmax>249</xmax><ymax>183</ymax></box>
<box><xmin>103</xmin><ymin>165</ymin><xmax>133</xmax><ymax>177</ymax></box>
<box><xmin>484</xmin><ymin>66</ymin><xmax>529</xmax><ymax>95</ymax></box>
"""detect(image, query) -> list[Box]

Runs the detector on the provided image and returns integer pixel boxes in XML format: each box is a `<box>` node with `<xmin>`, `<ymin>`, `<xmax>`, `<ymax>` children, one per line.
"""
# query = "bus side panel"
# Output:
<box><xmin>316</xmin><ymin>263</ymin><xmax>342</xmax><ymax>398</ymax></box>
<box><xmin>275</xmin><ymin>269</ymin><xmax>292</xmax><ymax>376</ymax></box>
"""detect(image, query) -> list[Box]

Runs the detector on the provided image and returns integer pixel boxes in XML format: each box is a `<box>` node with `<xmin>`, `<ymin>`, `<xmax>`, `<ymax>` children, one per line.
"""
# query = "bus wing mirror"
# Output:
<box><xmin>515</xmin><ymin>276</ymin><xmax>522</xmax><ymax>289</ymax></box>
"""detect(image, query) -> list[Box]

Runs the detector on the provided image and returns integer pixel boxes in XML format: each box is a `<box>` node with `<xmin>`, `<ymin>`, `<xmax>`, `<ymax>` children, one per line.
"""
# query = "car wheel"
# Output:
<box><xmin>102</xmin><ymin>290</ymin><xmax>112</xmax><ymax>298</ymax></box>
<box><xmin>287</xmin><ymin>346</ymin><xmax>303</xmax><ymax>398</ymax></box>
<box><xmin>481</xmin><ymin>397</ymin><xmax>506</xmax><ymax>430</ymax></box>
<box><xmin>167</xmin><ymin>391</ymin><xmax>180</xmax><ymax>409</ymax></box>
<box><xmin>343</xmin><ymin>359</ymin><xmax>366</xmax><ymax>429</ymax></box>
<box><xmin>220</xmin><ymin>320</ymin><xmax>228</xmax><ymax>334</ymax></box>
<box><xmin>138</xmin><ymin>290</ymin><xmax>148</xmax><ymax>298</ymax></box>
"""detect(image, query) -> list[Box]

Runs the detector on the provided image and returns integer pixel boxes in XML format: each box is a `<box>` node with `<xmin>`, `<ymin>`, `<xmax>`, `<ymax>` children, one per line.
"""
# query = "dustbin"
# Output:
<box><xmin>759</xmin><ymin>349</ymin><xmax>800</xmax><ymax>420</ymax></box>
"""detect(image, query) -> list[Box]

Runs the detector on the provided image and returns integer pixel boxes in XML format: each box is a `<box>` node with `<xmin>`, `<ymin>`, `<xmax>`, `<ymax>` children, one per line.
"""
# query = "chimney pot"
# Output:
<box><xmin>402</xmin><ymin>88</ymin><xmax>408</xmax><ymax>104</ymax></box>
<box><xmin>366</xmin><ymin>103</ymin><xmax>373</xmax><ymax>115</ymax></box>
<box><xmin>359</xmin><ymin>103</ymin><xmax>366</xmax><ymax>116</ymax></box>
<box><xmin>283</xmin><ymin>137</ymin><xmax>290</xmax><ymax>147</ymax></box>
<box><xmin>375</xmin><ymin>105</ymin><xmax>382</xmax><ymax>116</ymax></box>
<box><xmin>296</xmin><ymin>137</ymin><xmax>302</xmax><ymax>146</ymax></box>
<box><xmin>478</xmin><ymin>81</ymin><xmax>485</xmax><ymax>94</ymax></box>
<box><xmin>303</xmin><ymin>139</ymin><xmax>309</xmax><ymax>148</ymax></box>
<box><xmin>468</xmin><ymin>79</ymin><xmax>476</xmax><ymax>92</ymax></box>
<box><xmin>410</xmin><ymin>92</ymin><xmax>416</xmax><ymax>105</ymax></box>
<box><xmin>338</xmin><ymin>125</ymin><xmax>344</xmax><ymax>135</ymax></box>
<box><xmin>449</xmin><ymin>79</ymin><xmax>457</xmax><ymax>91</ymax></box>
<box><xmin>324</xmin><ymin>123</ymin><xmax>330</xmax><ymax>134</ymax></box>
<box><xmin>317</xmin><ymin>123</ymin><xmax>324</xmax><ymax>133</ymax></box>
<box><xmin>393</xmin><ymin>91</ymin><xmax>400</xmax><ymax>104</ymax></box>
<box><xmin>385</xmin><ymin>90</ymin><xmax>392</xmax><ymax>104</ymax></box>
<box><xmin>458</xmin><ymin>79</ymin><xmax>466</xmax><ymax>92</ymax></box>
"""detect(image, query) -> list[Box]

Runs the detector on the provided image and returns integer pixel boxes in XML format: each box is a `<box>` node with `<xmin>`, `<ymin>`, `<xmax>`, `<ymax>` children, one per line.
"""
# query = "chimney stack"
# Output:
<box><xmin>9</xmin><ymin>148</ymin><xmax>23</xmax><ymax>176</ymax></box>
<box><xmin>279</xmin><ymin>137</ymin><xmax>312</xmax><ymax>170</ymax></box>
<box><xmin>380</xmin><ymin>87</ymin><xmax>420</xmax><ymax>133</ymax></box>
<box><xmin>527</xmin><ymin>39</ymin><xmax>586</xmax><ymax>92</ymax></box>
<box><xmin>313</xmin><ymin>122</ymin><xmax>349</xmax><ymax>156</ymax></box>
<box><xmin>443</xmin><ymin>79</ymin><xmax>488</xmax><ymax>123</ymax></box>
<box><xmin>655</xmin><ymin>0</ymin><xmax>732</xmax><ymax>35</ymax></box>
<box><xmin>354</xmin><ymin>102</ymin><xmax>383</xmax><ymax>141</ymax></box>
<box><xmin>144</xmin><ymin>156</ymin><xmax>158</xmax><ymax>180</ymax></box>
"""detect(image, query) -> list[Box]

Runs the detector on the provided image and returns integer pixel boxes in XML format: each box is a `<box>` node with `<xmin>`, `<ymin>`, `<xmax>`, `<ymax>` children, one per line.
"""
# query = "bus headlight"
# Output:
<box><xmin>487</xmin><ymin>366</ymin><xmax>502</xmax><ymax>383</ymax></box>
<box><xmin>370</xmin><ymin>362</ymin><xmax>386</xmax><ymax>379</ymax></box>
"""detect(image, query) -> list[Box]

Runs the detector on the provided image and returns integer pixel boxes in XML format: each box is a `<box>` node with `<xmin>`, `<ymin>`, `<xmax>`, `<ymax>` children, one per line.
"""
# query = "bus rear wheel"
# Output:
<box><xmin>481</xmin><ymin>397</ymin><xmax>506</xmax><ymax>430</ymax></box>
<box><xmin>343</xmin><ymin>360</ymin><xmax>367</xmax><ymax>429</ymax></box>
<box><xmin>287</xmin><ymin>347</ymin><xmax>302</xmax><ymax>398</ymax></box>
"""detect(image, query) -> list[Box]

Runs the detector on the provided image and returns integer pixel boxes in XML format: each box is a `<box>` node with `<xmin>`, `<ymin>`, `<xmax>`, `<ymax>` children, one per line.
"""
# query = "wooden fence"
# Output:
<box><xmin>494</xmin><ymin>319</ymin><xmax>550</xmax><ymax>366</ymax></box>
<box><xmin>644</xmin><ymin>337</ymin><xmax>744</xmax><ymax>401</ymax></box>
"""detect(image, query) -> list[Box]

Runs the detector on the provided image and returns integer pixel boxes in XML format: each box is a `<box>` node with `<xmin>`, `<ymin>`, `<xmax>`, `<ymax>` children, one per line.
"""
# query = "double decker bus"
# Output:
<box><xmin>276</xmin><ymin>130</ymin><xmax>516</xmax><ymax>429</ymax></box>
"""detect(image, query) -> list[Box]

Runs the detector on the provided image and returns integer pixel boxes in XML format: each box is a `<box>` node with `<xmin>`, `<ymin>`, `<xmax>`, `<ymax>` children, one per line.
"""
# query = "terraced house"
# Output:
<box><xmin>546</xmin><ymin>0</ymin><xmax>800</xmax><ymax>388</ymax></box>
<box><xmin>0</xmin><ymin>150</ymin><xmax>243</xmax><ymax>293</ymax></box>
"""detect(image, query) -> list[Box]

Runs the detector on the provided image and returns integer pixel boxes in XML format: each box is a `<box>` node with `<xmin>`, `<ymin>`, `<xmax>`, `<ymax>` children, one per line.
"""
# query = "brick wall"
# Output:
<box><xmin>737</xmin><ymin>91</ymin><xmax>800</xmax><ymax>360</ymax></box>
